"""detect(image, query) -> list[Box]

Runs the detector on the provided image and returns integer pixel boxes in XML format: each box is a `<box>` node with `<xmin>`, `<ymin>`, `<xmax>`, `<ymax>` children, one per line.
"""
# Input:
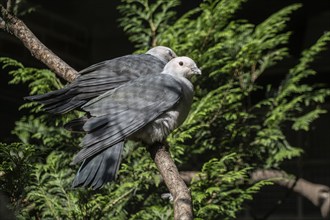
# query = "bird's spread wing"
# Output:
<box><xmin>25</xmin><ymin>54</ymin><xmax>165</xmax><ymax>114</ymax></box>
<box><xmin>72</xmin><ymin>74</ymin><xmax>183</xmax><ymax>164</ymax></box>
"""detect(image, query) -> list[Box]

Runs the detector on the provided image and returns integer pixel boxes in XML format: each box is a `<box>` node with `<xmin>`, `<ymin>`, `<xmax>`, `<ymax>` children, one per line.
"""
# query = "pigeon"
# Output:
<box><xmin>25</xmin><ymin>46</ymin><xmax>177</xmax><ymax>114</ymax></box>
<box><xmin>26</xmin><ymin>53</ymin><xmax>201</xmax><ymax>190</ymax></box>
<box><xmin>25</xmin><ymin>46</ymin><xmax>177</xmax><ymax>189</ymax></box>
<box><xmin>71</xmin><ymin>56</ymin><xmax>201</xmax><ymax>189</ymax></box>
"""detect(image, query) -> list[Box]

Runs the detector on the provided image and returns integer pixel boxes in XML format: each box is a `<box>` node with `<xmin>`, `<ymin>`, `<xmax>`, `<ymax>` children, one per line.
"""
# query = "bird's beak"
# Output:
<box><xmin>191</xmin><ymin>67</ymin><xmax>202</xmax><ymax>75</ymax></box>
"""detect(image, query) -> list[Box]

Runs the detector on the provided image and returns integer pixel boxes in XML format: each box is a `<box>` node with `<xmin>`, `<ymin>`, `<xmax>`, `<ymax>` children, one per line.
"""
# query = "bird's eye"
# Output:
<box><xmin>179</xmin><ymin>61</ymin><xmax>183</xmax><ymax>66</ymax></box>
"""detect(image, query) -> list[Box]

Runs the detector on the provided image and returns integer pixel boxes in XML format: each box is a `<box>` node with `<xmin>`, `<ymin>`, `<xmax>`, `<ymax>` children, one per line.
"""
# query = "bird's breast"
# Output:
<box><xmin>130</xmin><ymin>89</ymin><xmax>193</xmax><ymax>145</ymax></box>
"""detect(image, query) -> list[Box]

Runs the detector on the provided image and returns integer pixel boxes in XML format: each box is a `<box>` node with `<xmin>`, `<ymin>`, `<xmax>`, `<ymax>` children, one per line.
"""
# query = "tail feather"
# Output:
<box><xmin>72</xmin><ymin>142</ymin><xmax>124</xmax><ymax>189</ymax></box>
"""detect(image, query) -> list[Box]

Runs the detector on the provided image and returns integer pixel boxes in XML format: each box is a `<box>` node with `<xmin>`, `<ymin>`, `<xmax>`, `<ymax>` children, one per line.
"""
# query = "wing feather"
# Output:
<box><xmin>73</xmin><ymin>74</ymin><xmax>182</xmax><ymax>164</ymax></box>
<box><xmin>25</xmin><ymin>54</ymin><xmax>166</xmax><ymax>114</ymax></box>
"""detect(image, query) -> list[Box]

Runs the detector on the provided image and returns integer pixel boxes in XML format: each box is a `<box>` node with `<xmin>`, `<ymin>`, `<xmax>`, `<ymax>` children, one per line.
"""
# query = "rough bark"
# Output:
<box><xmin>1</xmin><ymin>6</ymin><xmax>192</xmax><ymax>219</ymax></box>
<box><xmin>149</xmin><ymin>144</ymin><xmax>193</xmax><ymax>220</ymax></box>
<box><xmin>0</xmin><ymin>5</ymin><xmax>78</xmax><ymax>82</ymax></box>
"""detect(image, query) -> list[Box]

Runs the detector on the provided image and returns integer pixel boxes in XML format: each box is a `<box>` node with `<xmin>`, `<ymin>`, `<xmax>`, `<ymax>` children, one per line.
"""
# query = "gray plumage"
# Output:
<box><xmin>73</xmin><ymin>56</ymin><xmax>201</xmax><ymax>164</ymax></box>
<box><xmin>72</xmin><ymin>142</ymin><xmax>124</xmax><ymax>189</ymax></box>
<box><xmin>25</xmin><ymin>51</ymin><xmax>201</xmax><ymax>190</ymax></box>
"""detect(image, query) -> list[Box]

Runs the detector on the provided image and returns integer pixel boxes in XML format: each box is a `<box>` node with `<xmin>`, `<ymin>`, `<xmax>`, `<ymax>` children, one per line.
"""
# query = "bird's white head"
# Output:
<box><xmin>146</xmin><ymin>46</ymin><xmax>177</xmax><ymax>63</ymax></box>
<box><xmin>163</xmin><ymin>56</ymin><xmax>201</xmax><ymax>79</ymax></box>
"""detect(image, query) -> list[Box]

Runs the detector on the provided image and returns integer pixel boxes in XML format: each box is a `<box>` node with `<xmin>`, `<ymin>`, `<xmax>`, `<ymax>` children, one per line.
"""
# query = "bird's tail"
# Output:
<box><xmin>24</xmin><ymin>83</ymin><xmax>86</xmax><ymax>114</ymax></box>
<box><xmin>72</xmin><ymin>142</ymin><xmax>124</xmax><ymax>189</ymax></box>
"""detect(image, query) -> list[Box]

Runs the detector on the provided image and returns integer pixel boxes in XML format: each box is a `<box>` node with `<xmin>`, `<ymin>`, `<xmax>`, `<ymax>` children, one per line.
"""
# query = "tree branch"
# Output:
<box><xmin>251</xmin><ymin>169</ymin><xmax>330</xmax><ymax>219</ymax></box>
<box><xmin>149</xmin><ymin>144</ymin><xmax>193</xmax><ymax>220</ymax></box>
<box><xmin>0</xmin><ymin>7</ymin><xmax>192</xmax><ymax>219</ymax></box>
<box><xmin>0</xmin><ymin>4</ymin><xmax>78</xmax><ymax>82</ymax></box>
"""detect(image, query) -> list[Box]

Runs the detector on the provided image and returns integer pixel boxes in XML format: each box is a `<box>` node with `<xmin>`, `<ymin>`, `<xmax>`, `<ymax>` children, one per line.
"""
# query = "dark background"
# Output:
<box><xmin>1</xmin><ymin>0</ymin><xmax>330</xmax><ymax>219</ymax></box>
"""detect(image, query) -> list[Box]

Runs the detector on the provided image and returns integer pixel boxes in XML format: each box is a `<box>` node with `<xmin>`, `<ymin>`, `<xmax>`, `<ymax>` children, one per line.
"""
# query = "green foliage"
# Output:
<box><xmin>118</xmin><ymin>0</ymin><xmax>180</xmax><ymax>50</ymax></box>
<box><xmin>1</xmin><ymin>0</ymin><xmax>330</xmax><ymax>219</ymax></box>
<box><xmin>129</xmin><ymin>205</ymin><xmax>172</xmax><ymax>220</ymax></box>
<box><xmin>0</xmin><ymin>57</ymin><xmax>82</xmax><ymax>218</ymax></box>
<box><xmin>0</xmin><ymin>57</ymin><xmax>63</xmax><ymax>94</ymax></box>
<box><xmin>0</xmin><ymin>142</ymin><xmax>35</xmax><ymax>213</ymax></box>
<box><xmin>2</xmin><ymin>0</ymin><xmax>37</xmax><ymax>16</ymax></box>
<box><xmin>22</xmin><ymin>152</ymin><xmax>79</xmax><ymax>220</ymax></box>
<box><xmin>192</xmin><ymin>154</ymin><xmax>271</xmax><ymax>219</ymax></box>
<box><xmin>292</xmin><ymin>108</ymin><xmax>326</xmax><ymax>131</ymax></box>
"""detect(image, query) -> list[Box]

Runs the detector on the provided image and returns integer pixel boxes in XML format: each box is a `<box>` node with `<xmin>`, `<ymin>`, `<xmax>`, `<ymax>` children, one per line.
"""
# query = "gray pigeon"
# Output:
<box><xmin>71</xmin><ymin>56</ymin><xmax>201</xmax><ymax>189</ymax></box>
<box><xmin>25</xmin><ymin>46</ymin><xmax>177</xmax><ymax>189</ymax></box>
<box><xmin>25</xmin><ymin>46</ymin><xmax>177</xmax><ymax>114</ymax></box>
